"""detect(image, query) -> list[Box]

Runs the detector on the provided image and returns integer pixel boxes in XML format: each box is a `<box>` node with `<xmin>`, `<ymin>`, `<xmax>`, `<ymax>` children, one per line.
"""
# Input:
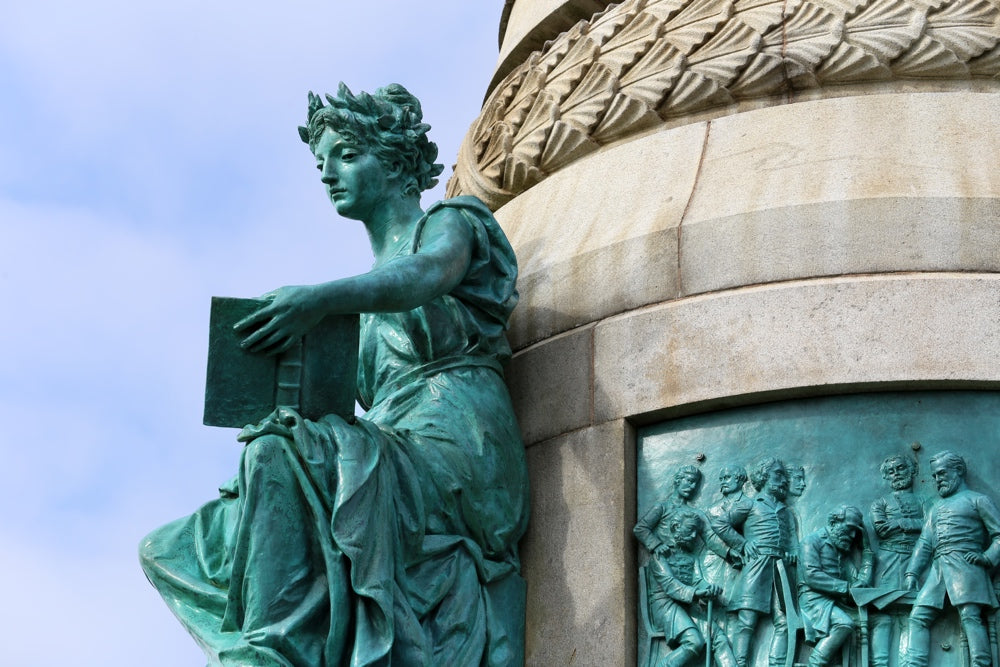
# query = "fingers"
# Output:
<box><xmin>236</xmin><ymin>412</ymin><xmax>294</xmax><ymax>442</ymax></box>
<box><xmin>244</xmin><ymin>328</ymin><xmax>293</xmax><ymax>355</ymax></box>
<box><xmin>268</xmin><ymin>336</ymin><xmax>299</xmax><ymax>356</ymax></box>
<box><xmin>236</xmin><ymin>307</ymin><xmax>291</xmax><ymax>354</ymax></box>
<box><xmin>233</xmin><ymin>293</ymin><xmax>281</xmax><ymax>334</ymax></box>
<box><xmin>234</xmin><ymin>299</ymin><xmax>272</xmax><ymax>329</ymax></box>
<box><xmin>963</xmin><ymin>552</ymin><xmax>987</xmax><ymax>566</ymax></box>
<box><xmin>238</xmin><ymin>320</ymin><xmax>278</xmax><ymax>351</ymax></box>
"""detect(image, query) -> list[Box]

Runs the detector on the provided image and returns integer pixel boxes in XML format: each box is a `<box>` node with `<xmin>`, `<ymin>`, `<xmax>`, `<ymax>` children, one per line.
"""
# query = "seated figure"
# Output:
<box><xmin>646</xmin><ymin>508</ymin><xmax>738</xmax><ymax>667</ymax></box>
<box><xmin>139</xmin><ymin>84</ymin><xmax>530</xmax><ymax>666</ymax></box>
<box><xmin>797</xmin><ymin>505</ymin><xmax>872</xmax><ymax>667</ymax></box>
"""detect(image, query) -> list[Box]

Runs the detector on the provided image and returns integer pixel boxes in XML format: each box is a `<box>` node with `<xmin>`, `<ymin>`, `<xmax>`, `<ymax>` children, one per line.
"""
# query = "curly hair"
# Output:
<box><xmin>673</xmin><ymin>465</ymin><xmax>702</xmax><ymax>488</ymax></box>
<box><xmin>879</xmin><ymin>454</ymin><xmax>918</xmax><ymax>480</ymax></box>
<box><xmin>749</xmin><ymin>457</ymin><xmax>784</xmax><ymax>492</ymax></box>
<box><xmin>720</xmin><ymin>464</ymin><xmax>748</xmax><ymax>486</ymax></box>
<box><xmin>298</xmin><ymin>83</ymin><xmax>445</xmax><ymax>197</ymax></box>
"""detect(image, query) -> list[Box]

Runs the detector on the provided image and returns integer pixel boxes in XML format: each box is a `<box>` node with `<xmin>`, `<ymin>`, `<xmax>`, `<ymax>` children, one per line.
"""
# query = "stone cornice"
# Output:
<box><xmin>449</xmin><ymin>0</ymin><xmax>1000</xmax><ymax>209</ymax></box>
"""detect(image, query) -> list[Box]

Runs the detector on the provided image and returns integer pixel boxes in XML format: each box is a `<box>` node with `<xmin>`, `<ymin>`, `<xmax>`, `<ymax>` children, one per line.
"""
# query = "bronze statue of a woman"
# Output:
<box><xmin>141</xmin><ymin>83</ymin><xmax>529</xmax><ymax>666</ymax></box>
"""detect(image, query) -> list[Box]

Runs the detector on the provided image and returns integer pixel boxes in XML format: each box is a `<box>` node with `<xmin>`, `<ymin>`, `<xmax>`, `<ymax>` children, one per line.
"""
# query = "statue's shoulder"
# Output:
<box><xmin>800</xmin><ymin>529</ymin><xmax>823</xmax><ymax>552</ymax></box>
<box><xmin>721</xmin><ymin>494</ymin><xmax>754</xmax><ymax>518</ymax></box>
<box><xmin>428</xmin><ymin>196</ymin><xmax>495</xmax><ymax>220</ymax></box>
<box><xmin>967</xmin><ymin>489</ymin><xmax>1000</xmax><ymax>510</ymax></box>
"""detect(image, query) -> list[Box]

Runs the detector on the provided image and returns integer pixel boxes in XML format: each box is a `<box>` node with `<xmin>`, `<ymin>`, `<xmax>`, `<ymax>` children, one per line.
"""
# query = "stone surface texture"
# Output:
<box><xmin>520</xmin><ymin>419</ymin><xmax>637</xmax><ymax>667</ymax></box>
<box><xmin>496</xmin><ymin>92</ymin><xmax>1000</xmax><ymax>349</ymax></box>
<box><xmin>498</xmin><ymin>1</ymin><xmax>612</xmax><ymax>78</ymax></box>
<box><xmin>451</xmin><ymin>0</ymin><xmax>1000</xmax><ymax>209</ymax></box>
<box><xmin>485</xmin><ymin>2</ymin><xmax>1000</xmax><ymax>665</ymax></box>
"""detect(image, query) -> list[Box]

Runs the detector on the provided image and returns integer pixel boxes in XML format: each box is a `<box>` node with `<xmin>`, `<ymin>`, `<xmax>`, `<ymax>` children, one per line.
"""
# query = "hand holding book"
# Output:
<box><xmin>204</xmin><ymin>297</ymin><xmax>358</xmax><ymax>428</ymax></box>
<box><xmin>234</xmin><ymin>285</ymin><xmax>327</xmax><ymax>355</ymax></box>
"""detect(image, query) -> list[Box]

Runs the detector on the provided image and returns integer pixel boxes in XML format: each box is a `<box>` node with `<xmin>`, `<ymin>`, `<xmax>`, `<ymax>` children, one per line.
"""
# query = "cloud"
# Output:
<box><xmin>0</xmin><ymin>2</ymin><xmax>505</xmax><ymax>663</ymax></box>
<box><xmin>0</xmin><ymin>529</ymin><xmax>208</xmax><ymax>666</ymax></box>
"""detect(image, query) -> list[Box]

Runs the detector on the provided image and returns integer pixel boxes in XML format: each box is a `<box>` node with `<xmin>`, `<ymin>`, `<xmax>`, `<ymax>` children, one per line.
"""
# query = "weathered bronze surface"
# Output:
<box><xmin>141</xmin><ymin>84</ymin><xmax>529</xmax><ymax>666</ymax></box>
<box><xmin>637</xmin><ymin>391</ymin><xmax>1000</xmax><ymax>667</ymax></box>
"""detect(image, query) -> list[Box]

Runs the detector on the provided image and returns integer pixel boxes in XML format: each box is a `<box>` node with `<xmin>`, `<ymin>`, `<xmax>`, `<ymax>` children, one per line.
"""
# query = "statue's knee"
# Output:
<box><xmin>242</xmin><ymin>434</ymin><xmax>290</xmax><ymax>470</ymax></box>
<box><xmin>958</xmin><ymin>605</ymin><xmax>983</xmax><ymax>624</ymax></box>
<box><xmin>909</xmin><ymin>606</ymin><xmax>936</xmax><ymax>629</ymax></box>
<box><xmin>736</xmin><ymin>610</ymin><xmax>758</xmax><ymax>632</ymax></box>
<box><xmin>138</xmin><ymin>525</ymin><xmax>171</xmax><ymax>576</ymax></box>
<box><xmin>679</xmin><ymin>628</ymin><xmax>705</xmax><ymax>653</ymax></box>
<box><xmin>829</xmin><ymin>621</ymin><xmax>853</xmax><ymax>644</ymax></box>
<box><xmin>138</xmin><ymin>534</ymin><xmax>157</xmax><ymax>572</ymax></box>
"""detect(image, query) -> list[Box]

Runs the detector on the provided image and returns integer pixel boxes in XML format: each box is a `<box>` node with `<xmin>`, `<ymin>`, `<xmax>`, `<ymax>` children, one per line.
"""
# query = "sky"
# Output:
<box><xmin>0</xmin><ymin>2</ymin><xmax>505</xmax><ymax>664</ymax></box>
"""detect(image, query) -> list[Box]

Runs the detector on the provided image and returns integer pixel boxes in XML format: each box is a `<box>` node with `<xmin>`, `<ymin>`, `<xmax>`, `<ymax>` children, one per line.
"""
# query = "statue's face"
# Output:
<box><xmin>675</xmin><ymin>472</ymin><xmax>700</xmax><ymax>500</ymax></box>
<box><xmin>931</xmin><ymin>461</ymin><xmax>962</xmax><ymax>498</ymax></box>
<box><xmin>884</xmin><ymin>458</ymin><xmax>915</xmax><ymax>490</ymax></box>
<box><xmin>789</xmin><ymin>468</ymin><xmax>806</xmax><ymax>497</ymax></box>
<box><xmin>672</xmin><ymin>520</ymin><xmax>698</xmax><ymax>550</ymax></box>
<box><xmin>763</xmin><ymin>463</ymin><xmax>789</xmax><ymax>501</ymax></box>
<box><xmin>719</xmin><ymin>469</ymin><xmax>743</xmax><ymax>495</ymax></box>
<box><xmin>828</xmin><ymin>521</ymin><xmax>858</xmax><ymax>552</ymax></box>
<box><xmin>313</xmin><ymin>128</ymin><xmax>391</xmax><ymax>221</ymax></box>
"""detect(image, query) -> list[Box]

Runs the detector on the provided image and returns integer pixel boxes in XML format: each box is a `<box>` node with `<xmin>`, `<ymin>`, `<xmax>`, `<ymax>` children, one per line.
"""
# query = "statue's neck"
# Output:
<box><xmin>366</xmin><ymin>196</ymin><xmax>425</xmax><ymax>262</ymax></box>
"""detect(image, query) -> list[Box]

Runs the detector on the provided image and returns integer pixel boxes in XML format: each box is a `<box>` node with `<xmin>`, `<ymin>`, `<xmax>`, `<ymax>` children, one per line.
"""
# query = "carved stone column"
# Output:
<box><xmin>451</xmin><ymin>1</ymin><xmax>1000</xmax><ymax>664</ymax></box>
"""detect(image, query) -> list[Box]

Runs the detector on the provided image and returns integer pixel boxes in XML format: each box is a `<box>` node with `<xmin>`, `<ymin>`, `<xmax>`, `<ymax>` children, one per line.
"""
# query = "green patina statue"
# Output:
<box><xmin>637</xmin><ymin>395</ymin><xmax>1000</xmax><ymax>667</ymax></box>
<box><xmin>870</xmin><ymin>455</ymin><xmax>925</xmax><ymax>667</ymax></box>
<box><xmin>711</xmin><ymin>458</ymin><xmax>798</xmax><ymax>667</ymax></box>
<box><xmin>797</xmin><ymin>505</ymin><xmax>873</xmax><ymax>667</ymax></box>
<box><xmin>645</xmin><ymin>507</ymin><xmax>738</xmax><ymax>667</ymax></box>
<box><xmin>140</xmin><ymin>83</ymin><xmax>529</xmax><ymax>666</ymax></box>
<box><xmin>903</xmin><ymin>451</ymin><xmax>1000</xmax><ymax>667</ymax></box>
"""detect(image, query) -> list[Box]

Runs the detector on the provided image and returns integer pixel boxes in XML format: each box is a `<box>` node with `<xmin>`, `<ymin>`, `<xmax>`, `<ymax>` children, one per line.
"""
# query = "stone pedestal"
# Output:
<box><xmin>451</xmin><ymin>1</ymin><xmax>1000</xmax><ymax>664</ymax></box>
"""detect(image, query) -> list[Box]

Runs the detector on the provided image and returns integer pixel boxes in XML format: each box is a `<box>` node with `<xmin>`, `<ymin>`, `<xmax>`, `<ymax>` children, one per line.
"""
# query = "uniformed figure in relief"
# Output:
<box><xmin>903</xmin><ymin>451</ymin><xmax>1000</xmax><ymax>667</ymax></box>
<box><xmin>797</xmin><ymin>505</ymin><xmax>873</xmax><ymax>667</ymax></box>
<box><xmin>711</xmin><ymin>458</ymin><xmax>798</xmax><ymax>667</ymax></box>
<box><xmin>788</xmin><ymin>465</ymin><xmax>807</xmax><ymax>503</ymax></box>
<box><xmin>635</xmin><ymin>466</ymin><xmax>736</xmax><ymax>569</ymax></box>
<box><xmin>646</xmin><ymin>508</ymin><xmax>739</xmax><ymax>667</ymax></box>
<box><xmin>637</xmin><ymin>446</ymin><xmax>1000</xmax><ymax>667</ymax></box>
<box><xmin>870</xmin><ymin>455</ymin><xmax>925</xmax><ymax>667</ymax></box>
<box><xmin>786</xmin><ymin>464</ymin><xmax>807</xmax><ymax>544</ymax></box>
<box><xmin>705</xmin><ymin>466</ymin><xmax>749</xmax><ymax>607</ymax></box>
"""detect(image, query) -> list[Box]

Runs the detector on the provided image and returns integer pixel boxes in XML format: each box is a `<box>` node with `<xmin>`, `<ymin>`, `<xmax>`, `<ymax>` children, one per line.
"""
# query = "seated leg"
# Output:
<box><xmin>711</xmin><ymin>623</ymin><xmax>740</xmax><ymax>667</ymax></box>
<box><xmin>664</xmin><ymin>628</ymin><xmax>706</xmax><ymax>667</ymax></box>
<box><xmin>809</xmin><ymin>610</ymin><xmax>854</xmax><ymax>667</ymax></box>
<box><xmin>219</xmin><ymin>434</ymin><xmax>350</xmax><ymax>666</ymax></box>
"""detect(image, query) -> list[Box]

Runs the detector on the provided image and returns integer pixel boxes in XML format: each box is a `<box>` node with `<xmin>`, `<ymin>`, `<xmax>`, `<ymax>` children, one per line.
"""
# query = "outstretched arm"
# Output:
<box><xmin>237</xmin><ymin>208</ymin><xmax>474</xmax><ymax>354</ymax></box>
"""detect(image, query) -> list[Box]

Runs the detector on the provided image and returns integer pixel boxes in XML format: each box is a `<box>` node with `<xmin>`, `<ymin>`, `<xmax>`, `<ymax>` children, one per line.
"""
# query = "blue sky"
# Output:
<box><xmin>0</xmin><ymin>3</ymin><xmax>504</xmax><ymax>664</ymax></box>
